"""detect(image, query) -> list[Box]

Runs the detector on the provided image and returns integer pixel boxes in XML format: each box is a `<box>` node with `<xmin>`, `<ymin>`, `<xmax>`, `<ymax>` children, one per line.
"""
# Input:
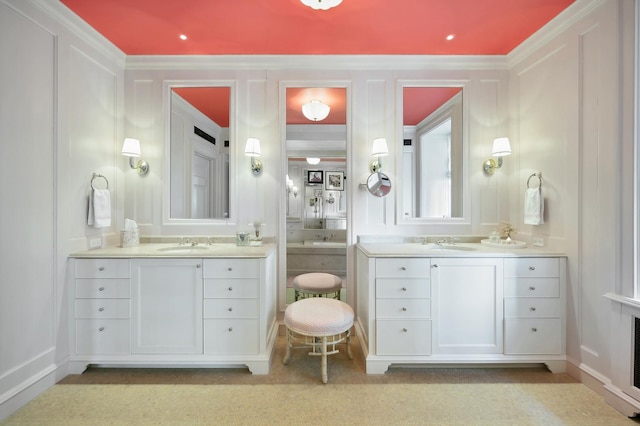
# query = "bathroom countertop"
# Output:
<box><xmin>70</xmin><ymin>243</ymin><xmax>276</xmax><ymax>258</ymax></box>
<box><xmin>357</xmin><ymin>242</ymin><xmax>566</xmax><ymax>258</ymax></box>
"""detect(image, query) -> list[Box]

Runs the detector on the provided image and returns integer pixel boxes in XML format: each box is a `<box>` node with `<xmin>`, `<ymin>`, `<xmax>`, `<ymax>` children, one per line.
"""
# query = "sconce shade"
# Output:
<box><xmin>306</xmin><ymin>157</ymin><xmax>321</xmax><ymax>165</ymax></box>
<box><xmin>371</xmin><ymin>138</ymin><xmax>389</xmax><ymax>156</ymax></box>
<box><xmin>491</xmin><ymin>137</ymin><xmax>512</xmax><ymax>157</ymax></box>
<box><xmin>121</xmin><ymin>138</ymin><xmax>141</xmax><ymax>157</ymax></box>
<box><xmin>300</xmin><ymin>0</ymin><xmax>343</xmax><ymax>10</ymax></box>
<box><xmin>301</xmin><ymin>100</ymin><xmax>330</xmax><ymax>122</ymax></box>
<box><xmin>244</xmin><ymin>138</ymin><xmax>262</xmax><ymax>157</ymax></box>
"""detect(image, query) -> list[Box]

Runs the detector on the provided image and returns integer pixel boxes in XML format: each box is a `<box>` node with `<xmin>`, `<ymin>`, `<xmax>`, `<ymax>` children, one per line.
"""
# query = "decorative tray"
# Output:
<box><xmin>480</xmin><ymin>239</ymin><xmax>527</xmax><ymax>249</ymax></box>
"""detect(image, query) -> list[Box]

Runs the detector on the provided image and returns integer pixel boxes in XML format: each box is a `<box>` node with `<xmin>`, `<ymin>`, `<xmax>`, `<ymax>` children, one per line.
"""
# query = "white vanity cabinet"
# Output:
<box><xmin>68</xmin><ymin>246</ymin><xmax>277</xmax><ymax>374</ymax></box>
<box><xmin>356</xmin><ymin>245</ymin><xmax>566</xmax><ymax>374</ymax></box>
<box><xmin>74</xmin><ymin>259</ymin><xmax>131</xmax><ymax>355</ymax></box>
<box><xmin>131</xmin><ymin>259</ymin><xmax>203</xmax><ymax>354</ymax></box>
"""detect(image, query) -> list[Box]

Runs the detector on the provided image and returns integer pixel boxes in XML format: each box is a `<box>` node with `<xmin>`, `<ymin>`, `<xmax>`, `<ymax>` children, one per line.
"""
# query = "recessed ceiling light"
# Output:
<box><xmin>179</xmin><ymin>34</ymin><xmax>188</xmax><ymax>41</ymax></box>
<box><xmin>446</xmin><ymin>34</ymin><xmax>455</xmax><ymax>41</ymax></box>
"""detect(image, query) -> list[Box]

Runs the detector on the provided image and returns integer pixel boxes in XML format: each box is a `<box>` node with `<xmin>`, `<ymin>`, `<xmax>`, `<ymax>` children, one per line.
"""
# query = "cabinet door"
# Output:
<box><xmin>431</xmin><ymin>258</ymin><xmax>503</xmax><ymax>354</ymax></box>
<box><xmin>131</xmin><ymin>259</ymin><xmax>203</xmax><ymax>354</ymax></box>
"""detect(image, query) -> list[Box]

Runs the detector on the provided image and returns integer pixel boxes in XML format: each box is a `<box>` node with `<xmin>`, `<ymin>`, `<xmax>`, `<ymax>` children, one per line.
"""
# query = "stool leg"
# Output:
<box><xmin>321</xmin><ymin>336</ymin><xmax>328</xmax><ymax>384</ymax></box>
<box><xmin>346</xmin><ymin>329</ymin><xmax>353</xmax><ymax>360</ymax></box>
<box><xmin>283</xmin><ymin>329</ymin><xmax>292</xmax><ymax>365</ymax></box>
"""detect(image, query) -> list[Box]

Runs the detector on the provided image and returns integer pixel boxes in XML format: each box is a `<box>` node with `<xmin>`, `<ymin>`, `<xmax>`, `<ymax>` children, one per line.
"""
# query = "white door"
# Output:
<box><xmin>431</xmin><ymin>257</ymin><xmax>503</xmax><ymax>354</ymax></box>
<box><xmin>192</xmin><ymin>152</ymin><xmax>213</xmax><ymax>218</ymax></box>
<box><xmin>131</xmin><ymin>259</ymin><xmax>203</xmax><ymax>354</ymax></box>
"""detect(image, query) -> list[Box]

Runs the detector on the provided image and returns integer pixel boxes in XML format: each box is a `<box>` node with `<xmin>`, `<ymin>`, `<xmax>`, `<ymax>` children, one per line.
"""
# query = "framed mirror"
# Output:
<box><xmin>398</xmin><ymin>83</ymin><xmax>469</xmax><ymax>223</ymax></box>
<box><xmin>167</xmin><ymin>84</ymin><xmax>233</xmax><ymax>221</ymax></box>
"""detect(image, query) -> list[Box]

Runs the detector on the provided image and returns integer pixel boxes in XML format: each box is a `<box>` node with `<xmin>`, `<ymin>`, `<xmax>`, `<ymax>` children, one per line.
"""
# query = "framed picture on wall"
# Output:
<box><xmin>307</xmin><ymin>170</ymin><xmax>323</xmax><ymax>185</ymax></box>
<box><xmin>325</xmin><ymin>171</ymin><xmax>344</xmax><ymax>191</ymax></box>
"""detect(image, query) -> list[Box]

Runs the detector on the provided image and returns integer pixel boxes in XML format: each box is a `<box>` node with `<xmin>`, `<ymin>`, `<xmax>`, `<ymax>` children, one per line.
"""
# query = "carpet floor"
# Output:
<box><xmin>2</xmin><ymin>335</ymin><xmax>637</xmax><ymax>425</ymax></box>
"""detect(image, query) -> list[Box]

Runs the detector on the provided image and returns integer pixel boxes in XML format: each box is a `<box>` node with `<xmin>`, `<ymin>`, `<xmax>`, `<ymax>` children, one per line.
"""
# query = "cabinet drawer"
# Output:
<box><xmin>504</xmin><ymin>318</ymin><xmax>561</xmax><ymax>354</ymax></box>
<box><xmin>75</xmin><ymin>259</ymin><xmax>130</xmax><ymax>278</ymax></box>
<box><xmin>504</xmin><ymin>298</ymin><xmax>561</xmax><ymax>318</ymax></box>
<box><xmin>504</xmin><ymin>278</ymin><xmax>559</xmax><ymax>297</ymax></box>
<box><xmin>75</xmin><ymin>279</ymin><xmax>131</xmax><ymax>298</ymax></box>
<box><xmin>376</xmin><ymin>278</ymin><xmax>430</xmax><ymax>299</ymax></box>
<box><xmin>204</xmin><ymin>299</ymin><xmax>258</xmax><ymax>319</ymax></box>
<box><xmin>504</xmin><ymin>258</ymin><xmax>559</xmax><ymax>278</ymax></box>
<box><xmin>204</xmin><ymin>278</ymin><xmax>259</xmax><ymax>299</ymax></box>
<box><xmin>376</xmin><ymin>320</ymin><xmax>431</xmax><ymax>355</ymax></box>
<box><xmin>75</xmin><ymin>319</ymin><xmax>130</xmax><ymax>354</ymax></box>
<box><xmin>75</xmin><ymin>299</ymin><xmax>130</xmax><ymax>319</ymax></box>
<box><xmin>204</xmin><ymin>259</ymin><xmax>259</xmax><ymax>279</ymax></box>
<box><xmin>375</xmin><ymin>258</ymin><xmax>430</xmax><ymax>278</ymax></box>
<box><xmin>376</xmin><ymin>299</ymin><xmax>430</xmax><ymax>319</ymax></box>
<box><xmin>204</xmin><ymin>319</ymin><xmax>259</xmax><ymax>354</ymax></box>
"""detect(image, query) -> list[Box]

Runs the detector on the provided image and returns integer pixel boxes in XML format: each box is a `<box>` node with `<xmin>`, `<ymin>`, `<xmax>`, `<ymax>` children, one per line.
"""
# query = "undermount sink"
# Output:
<box><xmin>157</xmin><ymin>245</ymin><xmax>210</xmax><ymax>253</ymax></box>
<box><xmin>421</xmin><ymin>243</ymin><xmax>477</xmax><ymax>252</ymax></box>
<box><xmin>303</xmin><ymin>240</ymin><xmax>346</xmax><ymax>247</ymax></box>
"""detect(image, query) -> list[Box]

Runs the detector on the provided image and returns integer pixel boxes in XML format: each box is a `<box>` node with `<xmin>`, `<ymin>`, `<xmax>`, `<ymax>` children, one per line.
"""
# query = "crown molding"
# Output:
<box><xmin>507</xmin><ymin>0</ymin><xmax>608</xmax><ymax>68</ymax></box>
<box><xmin>125</xmin><ymin>54</ymin><xmax>508</xmax><ymax>71</ymax></box>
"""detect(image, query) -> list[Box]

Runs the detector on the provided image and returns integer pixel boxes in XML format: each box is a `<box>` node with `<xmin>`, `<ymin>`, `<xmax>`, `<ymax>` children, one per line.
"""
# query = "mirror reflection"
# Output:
<box><xmin>285</xmin><ymin>87</ymin><xmax>347</xmax><ymax>305</ymax></box>
<box><xmin>169</xmin><ymin>87</ymin><xmax>230</xmax><ymax>219</ymax></box>
<box><xmin>401</xmin><ymin>87</ymin><xmax>463</xmax><ymax>219</ymax></box>
<box><xmin>367</xmin><ymin>172</ymin><xmax>392</xmax><ymax>197</ymax></box>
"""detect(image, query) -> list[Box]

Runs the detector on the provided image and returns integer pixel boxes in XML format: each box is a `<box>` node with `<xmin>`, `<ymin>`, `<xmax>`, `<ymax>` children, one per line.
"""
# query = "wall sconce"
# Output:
<box><xmin>121</xmin><ymin>138</ymin><xmax>149</xmax><ymax>175</ymax></box>
<box><xmin>244</xmin><ymin>137</ymin><xmax>263</xmax><ymax>175</ymax></box>
<box><xmin>286</xmin><ymin>175</ymin><xmax>298</xmax><ymax>198</ymax></box>
<box><xmin>370</xmin><ymin>138</ymin><xmax>389</xmax><ymax>173</ymax></box>
<box><xmin>301</xmin><ymin>99</ymin><xmax>330</xmax><ymax>122</ymax></box>
<box><xmin>483</xmin><ymin>137</ymin><xmax>512</xmax><ymax>175</ymax></box>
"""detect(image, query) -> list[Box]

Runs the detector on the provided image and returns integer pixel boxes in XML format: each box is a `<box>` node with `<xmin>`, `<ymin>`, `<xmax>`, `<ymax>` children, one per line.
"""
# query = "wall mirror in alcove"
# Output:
<box><xmin>282</xmin><ymin>86</ymin><xmax>348</xmax><ymax>306</ymax></box>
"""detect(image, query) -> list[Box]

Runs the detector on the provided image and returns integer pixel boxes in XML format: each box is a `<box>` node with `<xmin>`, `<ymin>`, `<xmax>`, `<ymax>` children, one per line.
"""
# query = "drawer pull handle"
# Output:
<box><xmin>98</xmin><ymin>267</ymin><xmax>105</xmax><ymax>271</ymax></box>
<box><xmin>529</xmin><ymin>307</ymin><xmax>536</xmax><ymax>311</ymax></box>
<box><xmin>529</xmin><ymin>286</ymin><xmax>536</xmax><ymax>291</ymax></box>
<box><xmin>529</xmin><ymin>266</ymin><xmax>536</xmax><ymax>271</ymax></box>
<box><xmin>400</xmin><ymin>267</ymin><xmax>407</xmax><ymax>271</ymax></box>
<box><xmin>228</xmin><ymin>287</ymin><xmax>233</xmax><ymax>291</ymax></box>
<box><xmin>401</xmin><ymin>307</ymin><xmax>407</xmax><ymax>311</ymax></box>
<box><xmin>99</xmin><ymin>287</ymin><xmax>105</xmax><ymax>292</ymax></box>
<box><xmin>531</xmin><ymin>327</ymin><xmax>538</xmax><ymax>332</ymax></box>
<box><xmin>98</xmin><ymin>307</ymin><xmax>104</xmax><ymax>312</ymax></box>
<box><xmin>228</xmin><ymin>327</ymin><xmax>233</xmax><ymax>332</ymax></box>
<box><xmin>98</xmin><ymin>327</ymin><xmax>105</xmax><ymax>332</ymax></box>
<box><xmin>228</xmin><ymin>307</ymin><xmax>233</xmax><ymax>312</ymax></box>
<box><xmin>402</xmin><ymin>328</ymin><xmax>408</xmax><ymax>332</ymax></box>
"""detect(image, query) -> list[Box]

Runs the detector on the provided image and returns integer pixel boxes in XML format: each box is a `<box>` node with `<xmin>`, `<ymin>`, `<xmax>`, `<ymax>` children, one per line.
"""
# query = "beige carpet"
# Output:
<box><xmin>2</xmin><ymin>335</ymin><xmax>636</xmax><ymax>425</ymax></box>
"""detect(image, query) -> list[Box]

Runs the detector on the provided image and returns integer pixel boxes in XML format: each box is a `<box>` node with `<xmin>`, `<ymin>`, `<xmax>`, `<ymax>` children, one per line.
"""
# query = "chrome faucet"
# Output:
<box><xmin>436</xmin><ymin>236</ymin><xmax>456</xmax><ymax>246</ymax></box>
<box><xmin>180</xmin><ymin>237</ymin><xmax>198</xmax><ymax>246</ymax></box>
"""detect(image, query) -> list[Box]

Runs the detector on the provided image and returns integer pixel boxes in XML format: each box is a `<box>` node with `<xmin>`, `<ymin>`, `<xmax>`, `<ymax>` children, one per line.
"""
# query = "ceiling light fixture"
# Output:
<box><xmin>446</xmin><ymin>34</ymin><xmax>455</xmax><ymax>41</ymax></box>
<box><xmin>179</xmin><ymin>34</ymin><xmax>187</xmax><ymax>40</ymax></box>
<box><xmin>306</xmin><ymin>157</ymin><xmax>321</xmax><ymax>165</ymax></box>
<box><xmin>300</xmin><ymin>0</ymin><xmax>343</xmax><ymax>10</ymax></box>
<box><xmin>301</xmin><ymin>99</ymin><xmax>330</xmax><ymax>122</ymax></box>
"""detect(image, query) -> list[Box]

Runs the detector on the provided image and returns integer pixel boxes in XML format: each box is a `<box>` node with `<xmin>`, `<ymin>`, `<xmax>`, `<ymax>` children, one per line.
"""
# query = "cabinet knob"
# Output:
<box><xmin>402</xmin><ymin>328</ymin><xmax>408</xmax><ymax>332</ymax></box>
<box><xmin>531</xmin><ymin>327</ymin><xmax>538</xmax><ymax>332</ymax></box>
<box><xmin>529</xmin><ymin>286</ymin><xmax>536</xmax><ymax>291</ymax></box>
<box><xmin>400</xmin><ymin>267</ymin><xmax>406</xmax><ymax>271</ymax></box>
<box><xmin>401</xmin><ymin>287</ymin><xmax>407</xmax><ymax>292</ymax></box>
<box><xmin>530</xmin><ymin>307</ymin><xmax>536</xmax><ymax>311</ymax></box>
<box><xmin>98</xmin><ymin>267</ymin><xmax>105</xmax><ymax>271</ymax></box>
<box><xmin>228</xmin><ymin>307</ymin><xmax>233</xmax><ymax>312</ymax></box>
<box><xmin>529</xmin><ymin>266</ymin><xmax>536</xmax><ymax>271</ymax></box>
<box><xmin>98</xmin><ymin>307</ymin><xmax>104</xmax><ymax>312</ymax></box>
<box><xmin>99</xmin><ymin>287</ymin><xmax>105</xmax><ymax>292</ymax></box>
<box><xmin>228</xmin><ymin>287</ymin><xmax>233</xmax><ymax>291</ymax></box>
<box><xmin>196</xmin><ymin>264</ymin><xmax>201</xmax><ymax>268</ymax></box>
<box><xmin>401</xmin><ymin>307</ymin><xmax>407</xmax><ymax>311</ymax></box>
<box><xmin>98</xmin><ymin>327</ymin><xmax>105</xmax><ymax>332</ymax></box>
<box><xmin>228</xmin><ymin>267</ymin><xmax>233</xmax><ymax>271</ymax></box>
<box><xmin>432</xmin><ymin>264</ymin><xmax>438</xmax><ymax>268</ymax></box>
<box><xmin>228</xmin><ymin>327</ymin><xmax>233</xmax><ymax>332</ymax></box>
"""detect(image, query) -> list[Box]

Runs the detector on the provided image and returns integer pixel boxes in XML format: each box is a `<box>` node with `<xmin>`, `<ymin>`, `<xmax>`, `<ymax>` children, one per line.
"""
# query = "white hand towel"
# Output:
<box><xmin>524</xmin><ymin>187</ymin><xmax>544</xmax><ymax>225</ymax></box>
<box><xmin>88</xmin><ymin>189</ymin><xmax>111</xmax><ymax>228</ymax></box>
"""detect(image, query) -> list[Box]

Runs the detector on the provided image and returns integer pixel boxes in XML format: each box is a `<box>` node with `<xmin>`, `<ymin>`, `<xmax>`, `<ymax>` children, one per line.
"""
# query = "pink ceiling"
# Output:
<box><xmin>172</xmin><ymin>87</ymin><xmax>230</xmax><ymax>127</ymax></box>
<box><xmin>287</xmin><ymin>88</ymin><xmax>347</xmax><ymax>125</ymax></box>
<box><xmin>60</xmin><ymin>0</ymin><xmax>575</xmax><ymax>56</ymax></box>
<box><xmin>404</xmin><ymin>87</ymin><xmax>463</xmax><ymax>126</ymax></box>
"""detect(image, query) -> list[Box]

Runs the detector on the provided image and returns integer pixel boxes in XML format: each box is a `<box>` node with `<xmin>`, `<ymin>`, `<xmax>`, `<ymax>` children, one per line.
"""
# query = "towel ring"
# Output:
<box><xmin>527</xmin><ymin>172</ymin><xmax>542</xmax><ymax>190</ymax></box>
<box><xmin>91</xmin><ymin>173</ymin><xmax>109</xmax><ymax>190</ymax></box>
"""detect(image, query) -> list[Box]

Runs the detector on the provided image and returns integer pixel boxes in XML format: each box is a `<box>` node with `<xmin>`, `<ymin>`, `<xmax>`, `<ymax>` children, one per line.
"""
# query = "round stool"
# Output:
<box><xmin>292</xmin><ymin>272</ymin><xmax>342</xmax><ymax>301</ymax></box>
<box><xmin>283</xmin><ymin>298</ymin><xmax>354</xmax><ymax>383</ymax></box>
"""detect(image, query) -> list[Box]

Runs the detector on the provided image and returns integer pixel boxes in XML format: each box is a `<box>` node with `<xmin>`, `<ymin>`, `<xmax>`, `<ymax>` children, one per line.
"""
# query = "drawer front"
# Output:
<box><xmin>504</xmin><ymin>278</ymin><xmax>559</xmax><ymax>297</ymax></box>
<box><xmin>504</xmin><ymin>318</ymin><xmax>561</xmax><ymax>354</ymax></box>
<box><xmin>375</xmin><ymin>258</ymin><xmax>430</xmax><ymax>278</ymax></box>
<box><xmin>204</xmin><ymin>278</ymin><xmax>259</xmax><ymax>299</ymax></box>
<box><xmin>376</xmin><ymin>320</ymin><xmax>431</xmax><ymax>355</ymax></box>
<box><xmin>204</xmin><ymin>319</ymin><xmax>259</xmax><ymax>354</ymax></box>
<box><xmin>203</xmin><ymin>259</ymin><xmax>259</xmax><ymax>279</ymax></box>
<box><xmin>504</xmin><ymin>298</ymin><xmax>561</xmax><ymax>318</ymax></box>
<box><xmin>376</xmin><ymin>278</ymin><xmax>430</xmax><ymax>299</ymax></box>
<box><xmin>75</xmin><ymin>319</ymin><xmax>131</xmax><ymax>354</ymax></box>
<box><xmin>75</xmin><ymin>299</ymin><xmax>130</xmax><ymax>319</ymax></box>
<box><xmin>75</xmin><ymin>259</ymin><xmax>130</xmax><ymax>279</ymax></box>
<box><xmin>376</xmin><ymin>299</ymin><xmax>431</xmax><ymax>319</ymax></box>
<box><xmin>75</xmin><ymin>279</ymin><xmax>131</xmax><ymax>298</ymax></box>
<box><xmin>204</xmin><ymin>299</ymin><xmax>259</xmax><ymax>319</ymax></box>
<box><xmin>504</xmin><ymin>258</ymin><xmax>559</xmax><ymax>278</ymax></box>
